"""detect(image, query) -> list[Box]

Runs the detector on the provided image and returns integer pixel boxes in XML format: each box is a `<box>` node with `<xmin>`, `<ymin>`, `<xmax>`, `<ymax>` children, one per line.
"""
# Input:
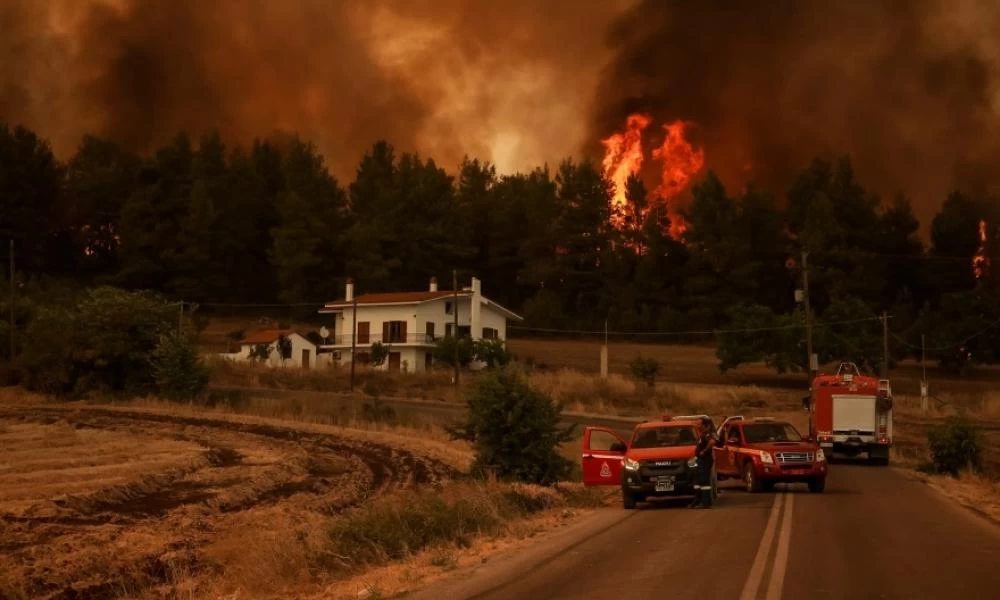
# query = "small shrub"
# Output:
<box><xmin>152</xmin><ymin>333</ymin><xmax>210</xmax><ymax>401</ymax></box>
<box><xmin>927</xmin><ymin>418</ymin><xmax>981</xmax><ymax>475</ymax></box>
<box><xmin>433</xmin><ymin>336</ymin><xmax>475</xmax><ymax>368</ymax></box>
<box><xmin>276</xmin><ymin>335</ymin><xmax>293</xmax><ymax>362</ymax></box>
<box><xmin>629</xmin><ymin>356</ymin><xmax>660</xmax><ymax>388</ymax></box>
<box><xmin>249</xmin><ymin>343</ymin><xmax>272</xmax><ymax>362</ymax></box>
<box><xmin>473</xmin><ymin>339</ymin><xmax>512</xmax><ymax>368</ymax></box>
<box><xmin>448</xmin><ymin>367</ymin><xmax>574</xmax><ymax>485</ymax></box>
<box><xmin>369</xmin><ymin>342</ymin><xmax>390</xmax><ymax>367</ymax></box>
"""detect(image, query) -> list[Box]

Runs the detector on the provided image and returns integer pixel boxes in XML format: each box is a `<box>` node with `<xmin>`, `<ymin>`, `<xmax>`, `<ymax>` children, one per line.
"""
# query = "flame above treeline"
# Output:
<box><xmin>973</xmin><ymin>219</ymin><xmax>990</xmax><ymax>280</ymax></box>
<box><xmin>601</xmin><ymin>113</ymin><xmax>705</xmax><ymax>238</ymax></box>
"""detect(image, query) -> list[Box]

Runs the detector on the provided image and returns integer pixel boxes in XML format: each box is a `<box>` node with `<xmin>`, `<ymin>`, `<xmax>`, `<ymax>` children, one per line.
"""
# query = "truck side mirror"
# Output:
<box><xmin>610</xmin><ymin>441</ymin><xmax>627</xmax><ymax>453</ymax></box>
<box><xmin>802</xmin><ymin>396</ymin><xmax>811</xmax><ymax>411</ymax></box>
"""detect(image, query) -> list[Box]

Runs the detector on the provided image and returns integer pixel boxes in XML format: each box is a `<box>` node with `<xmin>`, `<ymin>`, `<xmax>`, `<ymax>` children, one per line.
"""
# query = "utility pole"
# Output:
<box><xmin>881</xmin><ymin>310</ymin><xmax>889</xmax><ymax>379</ymax></box>
<box><xmin>8</xmin><ymin>239</ymin><xmax>14</xmax><ymax>360</ymax></box>
<box><xmin>801</xmin><ymin>251</ymin><xmax>815</xmax><ymax>382</ymax></box>
<box><xmin>920</xmin><ymin>333</ymin><xmax>928</xmax><ymax>412</ymax></box>
<box><xmin>600</xmin><ymin>318</ymin><xmax>609</xmax><ymax>379</ymax></box>
<box><xmin>453</xmin><ymin>269</ymin><xmax>460</xmax><ymax>399</ymax></box>
<box><xmin>350</xmin><ymin>288</ymin><xmax>358</xmax><ymax>393</ymax></box>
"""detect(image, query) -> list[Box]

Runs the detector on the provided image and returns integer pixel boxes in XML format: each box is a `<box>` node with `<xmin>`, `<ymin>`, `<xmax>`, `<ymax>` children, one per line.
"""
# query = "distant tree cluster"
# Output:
<box><xmin>1</xmin><ymin>122</ymin><xmax>998</xmax><ymax>373</ymax></box>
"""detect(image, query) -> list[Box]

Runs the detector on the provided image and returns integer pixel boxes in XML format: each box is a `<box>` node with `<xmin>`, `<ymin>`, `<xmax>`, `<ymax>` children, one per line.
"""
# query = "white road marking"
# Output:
<box><xmin>739</xmin><ymin>492</ymin><xmax>784</xmax><ymax>600</ymax></box>
<box><xmin>765</xmin><ymin>491</ymin><xmax>795</xmax><ymax>600</ymax></box>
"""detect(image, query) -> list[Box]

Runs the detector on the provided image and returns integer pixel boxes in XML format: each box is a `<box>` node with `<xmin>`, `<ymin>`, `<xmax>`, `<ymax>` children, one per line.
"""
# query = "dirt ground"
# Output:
<box><xmin>0</xmin><ymin>404</ymin><xmax>459</xmax><ymax>600</ymax></box>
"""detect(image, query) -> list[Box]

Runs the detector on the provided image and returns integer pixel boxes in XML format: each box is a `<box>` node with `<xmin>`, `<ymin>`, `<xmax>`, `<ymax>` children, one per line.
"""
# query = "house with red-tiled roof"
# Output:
<box><xmin>225</xmin><ymin>329</ymin><xmax>323</xmax><ymax>369</ymax></box>
<box><xmin>318</xmin><ymin>276</ymin><xmax>522</xmax><ymax>373</ymax></box>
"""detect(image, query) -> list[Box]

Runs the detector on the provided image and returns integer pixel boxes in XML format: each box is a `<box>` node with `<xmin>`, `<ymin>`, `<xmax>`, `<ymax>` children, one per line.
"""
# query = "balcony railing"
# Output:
<box><xmin>319</xmin><ymin>333</ymin><xmax>440</xmax><ymax>346</ymax></box>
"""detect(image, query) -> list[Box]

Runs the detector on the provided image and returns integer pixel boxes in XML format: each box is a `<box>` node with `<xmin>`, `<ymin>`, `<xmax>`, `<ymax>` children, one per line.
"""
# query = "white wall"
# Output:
<box><xmin>479</xmin><ymin>306</ymin><xmax>509</xmax><ymax>340</ymax></box>
<box><xmin>233</xmin><ymin>333</ymin><xmax>318</xmax><ymax>368</ymax></box>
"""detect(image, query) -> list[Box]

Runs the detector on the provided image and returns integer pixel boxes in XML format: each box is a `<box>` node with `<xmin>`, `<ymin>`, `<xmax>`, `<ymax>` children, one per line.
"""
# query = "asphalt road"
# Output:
<box><xmin>410</xmin><ymin>464</ymin><xmax>1000</xmax><ymax>600</ymax></box>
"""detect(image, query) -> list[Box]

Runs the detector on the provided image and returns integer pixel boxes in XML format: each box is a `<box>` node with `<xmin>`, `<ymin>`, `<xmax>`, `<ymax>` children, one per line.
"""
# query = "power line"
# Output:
<box><xmin>892</xmin><ymin>316</ymin><xmax>1000</xmax><ymax>352</ymax></box>
<box><xmin>508</xmin><ymin>315</ymin><xmax>885</xmax><ymax>337</ymax></box>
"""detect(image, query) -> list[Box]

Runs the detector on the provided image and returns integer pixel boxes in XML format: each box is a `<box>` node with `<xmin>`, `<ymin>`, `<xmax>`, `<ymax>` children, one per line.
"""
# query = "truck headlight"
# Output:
<box><xmin>686</xmin><ymin>456</ymin><xmax>698</xmax><ymax>468</ymax></box>
<box><xmin>759</xmin><ymin>451</ymin><xmax>774</xmax><ymax>464</ymax></box>
<box><xmin>624</xmin><ymin>457</ymin><xmax>640</xmax><ymax>471</ymax></box>
<box><xmin>815</xmin><ymin>448</ymin><xmax>826</xmax><ymax>462</ymax></box>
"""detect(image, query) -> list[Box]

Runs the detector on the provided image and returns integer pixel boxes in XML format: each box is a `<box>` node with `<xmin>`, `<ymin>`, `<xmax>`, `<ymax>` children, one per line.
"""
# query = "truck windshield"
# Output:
<box><xmin>631</xmin><ymin>426</ymin><xmax>699</xmax><ymax>448</ymax></box>
<box><xmin>743</xmin><ymin>423</ymin><xmax>802</xmax><ymax>443</ymax></box>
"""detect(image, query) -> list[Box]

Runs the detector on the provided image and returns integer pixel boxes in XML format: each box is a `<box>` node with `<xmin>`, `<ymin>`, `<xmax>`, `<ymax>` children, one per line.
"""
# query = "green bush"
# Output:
<box><xmin>152</xmin><ymin>333</ymin><xmax>210</xmax><ymax>401</ymax></box>
<box><xmin>433</xmin><ymin>336</ymin><xmax>475</xmax><ymax>368</ymax></box>
<box><xmin>473</xmin><ymin>338</ymin><xmax>512</xmax><ymax>368</ymax></box>
<box><xmin>369</xmin><ymin>341</ymin><xmax>390</xmax><ymax>366</ymax></box>
<box><xmin>20</xmin><ymin>287</ymin><xmax>176</xmax><ymax>396</ymax></box>
<box><xmin>629</xmin><ymin>355</ymin><xmax>660</xmax><ymax>387</ymax></box>
<box><xmin>448</xmin><ymin>367</ymin><xmax>574</xmax><ymax>485</ymax></box>
<box><xmin>927</xmin><ymin>418</ymin><xmax>981</xmax><ymax>475</ymax></box>
<box><xmin>249</xmin><ymin>343</ymin><xmax>272</xmax><ymax>362</ymax></box>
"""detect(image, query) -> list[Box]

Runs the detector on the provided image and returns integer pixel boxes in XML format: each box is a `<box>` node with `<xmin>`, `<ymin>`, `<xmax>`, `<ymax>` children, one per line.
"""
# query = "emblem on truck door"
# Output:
<box><xmin>600</xmin><ymin>462</ymin><xmax>611</xmax><ymax>478</ymax></box>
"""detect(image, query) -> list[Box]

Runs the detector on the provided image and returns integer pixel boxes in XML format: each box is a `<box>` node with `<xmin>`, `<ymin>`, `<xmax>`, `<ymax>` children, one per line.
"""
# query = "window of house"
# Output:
<box><xmin>445</xmin><ymin>301</ymin><xmax>453</xmax><ymax>315</ymax></box>
<box><xmin>357</xmin><ymin>322</ymin><xmax>370</xmax><ymax>344</ymax></box>
<box><xmin>457</xmin><ymin>325</ymin><xmax>471</xmax><ymax>338</ymax></box>
<box><xmin>384</xmin><ymin>320</ymin><xmax>407</xmax><ymax>343</ymax></box>
<box><xmin>425</xmin><ymin>322</ymin><xmax>435</xmax><ymax>341</ymax></box>
<box><xmin>482</xmin><ymin>327</ymin><xmax>498</xmax><ymax>340</ymax></box>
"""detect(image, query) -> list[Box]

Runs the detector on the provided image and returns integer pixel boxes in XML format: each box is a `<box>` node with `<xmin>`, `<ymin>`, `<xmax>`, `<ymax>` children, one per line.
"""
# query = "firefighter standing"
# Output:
<box><xmin>692</xmin><ymin>418</ymin><xmax>716</xmax><ymax>508</ymax></box>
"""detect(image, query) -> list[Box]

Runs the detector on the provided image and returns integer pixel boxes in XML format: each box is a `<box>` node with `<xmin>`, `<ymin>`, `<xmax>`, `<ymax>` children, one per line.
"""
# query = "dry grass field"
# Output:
<box><xmin>507</xmin><ymin>338</ymin><xmax>1000</xmax><ymax>397</ymax></box>
<box><xmin>0</xmin><ymin>399</ymin><xmax>464</xmax><ymax>600</ymax></box>
<box><xmin>0</xmin><ymin>392</ymin><xmax>610</xmax><ymax>600</ymax></box>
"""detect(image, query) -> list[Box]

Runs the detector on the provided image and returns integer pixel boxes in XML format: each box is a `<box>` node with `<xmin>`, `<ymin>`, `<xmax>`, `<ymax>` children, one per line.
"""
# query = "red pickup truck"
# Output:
<box><xmin>581</xmin><ymin>416</ymin><xmax>713</xmax><ymax>509</ymax></box>
<box><xmin>714</xmin><ymin>417</ymin><xmax>828</xmax><ymax>493</ymax></box>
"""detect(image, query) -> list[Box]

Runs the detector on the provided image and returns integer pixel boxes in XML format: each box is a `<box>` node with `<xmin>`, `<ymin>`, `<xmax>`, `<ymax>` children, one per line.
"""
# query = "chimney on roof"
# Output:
<box><xmin>429</xmin><ymin>277</ymin><xmax>438</xmax><ymax>292</ymax></box>
<box><xmin>345</xmin><ymin>278</ymin><xmax>354</xmax><ymax>302</ymax></box>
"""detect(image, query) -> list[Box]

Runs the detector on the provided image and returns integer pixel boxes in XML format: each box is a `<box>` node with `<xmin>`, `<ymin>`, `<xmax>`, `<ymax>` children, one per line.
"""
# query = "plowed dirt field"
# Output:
<box><xmin>0</xmin><ymin>405</ymin><xmax>458</xmax><ymax>599</ymax></box>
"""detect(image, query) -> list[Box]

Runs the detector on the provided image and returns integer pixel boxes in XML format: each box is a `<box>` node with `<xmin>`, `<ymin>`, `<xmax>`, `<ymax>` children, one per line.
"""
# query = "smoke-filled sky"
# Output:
<box><xmin>3</xmin><ymin>0</ymin><xmax>1000</xmax><ymax>226</ymax></box>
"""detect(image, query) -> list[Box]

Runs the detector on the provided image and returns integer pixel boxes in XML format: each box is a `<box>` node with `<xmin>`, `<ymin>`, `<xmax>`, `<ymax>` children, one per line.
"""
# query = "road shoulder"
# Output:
<box><xmin>403</xmin><ymin>506</ymin><xmax>634</xmax><ymax>600</ymax></box>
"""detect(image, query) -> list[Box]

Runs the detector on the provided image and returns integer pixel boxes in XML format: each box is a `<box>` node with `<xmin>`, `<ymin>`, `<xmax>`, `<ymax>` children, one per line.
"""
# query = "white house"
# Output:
<box><xmin>318</xmin><ymin>277</ymin><xmax>523</xmax><ymax>373</ymax></box>
<box><xmin>225</xmin><ymin>329</ymin><xmax>323</xmax><ymax>369</ymax></box>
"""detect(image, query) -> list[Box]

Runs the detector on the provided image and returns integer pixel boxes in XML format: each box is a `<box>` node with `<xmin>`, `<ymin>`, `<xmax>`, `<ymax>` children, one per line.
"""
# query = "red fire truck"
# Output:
<box><xmin>809</xmin><ymin>362</ymin><xmax>893</xmax><ymax>465</ymax></box>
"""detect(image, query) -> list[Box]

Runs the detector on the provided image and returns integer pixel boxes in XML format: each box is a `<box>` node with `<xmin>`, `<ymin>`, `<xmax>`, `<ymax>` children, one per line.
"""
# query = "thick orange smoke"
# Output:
<box><xmin>601</xmin><ymin>113</ymin><xmax>705</xmax><ymax>238</ymax></box>
<box><xmin>973</xmin><ymin>219</ymin><xmax>989</xmax><ymax>280</ymax></box>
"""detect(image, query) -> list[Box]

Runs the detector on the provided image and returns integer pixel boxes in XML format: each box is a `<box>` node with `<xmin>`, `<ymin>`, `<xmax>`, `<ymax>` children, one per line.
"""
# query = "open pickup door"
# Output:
<box><xmin>582</xmin><ymin>426</ymin><xmax>628</xmax><ymax>486</ymax></box>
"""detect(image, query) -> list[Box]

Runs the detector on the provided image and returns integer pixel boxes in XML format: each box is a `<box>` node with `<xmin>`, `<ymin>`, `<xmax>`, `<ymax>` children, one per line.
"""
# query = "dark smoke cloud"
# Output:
<box><xmin>0</xmin><ymin>0</ymin><xmax>621</xmax><ymax>176</ymax></box>
<box><xmin>590</xmin><ymin>0</ymin><xmax>1000</xmax><ymax>227</ymax></box>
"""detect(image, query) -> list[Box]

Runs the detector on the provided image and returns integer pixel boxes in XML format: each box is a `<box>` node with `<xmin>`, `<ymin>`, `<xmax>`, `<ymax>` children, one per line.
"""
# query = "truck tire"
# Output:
<box><xmin>623</xmin><ymin>490</ymin><xmax>637</xmax><ymax>509</ymax></box>
<box><xmin>808</xmin><ymin>478</ymin><xmax>826</xmax><ymax>493</ymax></box>
<box><xmin>744</xmin><ymin>462</ymin><xmax>762</xmax><ymax>493</ymax></box>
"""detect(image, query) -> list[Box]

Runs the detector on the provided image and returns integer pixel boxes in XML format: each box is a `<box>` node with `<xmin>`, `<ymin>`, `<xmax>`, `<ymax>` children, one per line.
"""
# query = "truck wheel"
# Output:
<box><xmin>623</xmin><ymin>491</ymin><xmax>637</xmax><ymax>509</ymax></box>
<box><xmin>744</xmin><ymin>462</ymin><xmax>762</xmax><ymax>493</ymax></box>
<box><xmin>808</xmin><ymin>478</ymin><xmax>826</xmax><ymax>493</ymax></box>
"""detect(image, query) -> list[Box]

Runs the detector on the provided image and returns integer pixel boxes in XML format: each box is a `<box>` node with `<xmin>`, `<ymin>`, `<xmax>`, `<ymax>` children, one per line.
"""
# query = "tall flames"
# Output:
<box><xmin>600</xmin><ymin>113</ymin><xmax>705</xmax><ymax>238</ymax></box>
<box><xmin>973</xmin><ymin>219</ymin><xmax>989</xmax><ymax>280</ymax></box>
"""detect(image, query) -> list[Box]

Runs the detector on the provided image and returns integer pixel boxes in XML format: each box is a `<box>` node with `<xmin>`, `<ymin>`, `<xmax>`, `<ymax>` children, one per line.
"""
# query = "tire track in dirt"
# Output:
<box><xmin>0</xmin><ymin>405</ymin><xmax>458</xmax><ymax>600</ymax></box>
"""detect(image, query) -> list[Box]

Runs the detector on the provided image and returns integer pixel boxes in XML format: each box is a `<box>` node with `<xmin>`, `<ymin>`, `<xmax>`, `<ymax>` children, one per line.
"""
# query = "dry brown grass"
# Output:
<box><xmin>507</xmin><ymin>337</ymin><xmax>1000</xmax><ymax>396</ymax></box>
<box><xmin>208</xmin><ymin>357</ymin><xmax>464</xmax><ymax>401</ymax></box>
<box><xmin>0</xmin><ymin>396</ymin><xmax>614</xmax><ymax>600</ymax></box>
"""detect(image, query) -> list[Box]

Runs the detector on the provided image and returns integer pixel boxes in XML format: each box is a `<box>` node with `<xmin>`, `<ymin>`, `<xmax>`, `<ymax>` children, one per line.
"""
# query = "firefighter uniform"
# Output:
<box><xmin>692</xmin><ymin>424</ymin><xmax>716</xmax><ymax>508</ymax></box>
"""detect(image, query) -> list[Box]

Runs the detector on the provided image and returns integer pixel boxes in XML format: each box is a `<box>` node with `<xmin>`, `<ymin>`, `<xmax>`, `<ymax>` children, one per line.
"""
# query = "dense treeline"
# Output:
<box><xmin>1</xmin><ymin>123</ymin><xmax>998</xmax><ymax>372</ymax></box>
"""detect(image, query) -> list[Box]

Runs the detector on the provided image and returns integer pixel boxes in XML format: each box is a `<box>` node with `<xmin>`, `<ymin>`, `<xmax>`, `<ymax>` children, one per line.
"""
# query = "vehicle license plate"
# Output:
<box><xmin>655</xmin><ymin>477</ymin><xmax>674</xmax><ymax>492</ymax></box>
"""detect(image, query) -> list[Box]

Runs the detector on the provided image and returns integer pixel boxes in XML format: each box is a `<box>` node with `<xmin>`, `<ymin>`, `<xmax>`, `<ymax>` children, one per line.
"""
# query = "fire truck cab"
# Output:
<box><xmin>809</xmin><ymin>362</ymin><xmax>893</xmax><ymax>466</ymax></box>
